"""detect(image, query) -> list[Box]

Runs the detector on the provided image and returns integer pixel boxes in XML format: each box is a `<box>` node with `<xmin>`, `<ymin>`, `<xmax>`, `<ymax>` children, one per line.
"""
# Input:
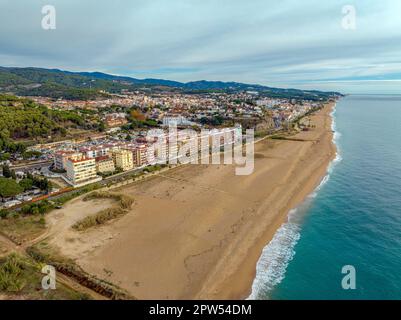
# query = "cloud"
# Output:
<box><xmin>0</xmin><ymin>0</ymin><xmax>400</xmax><ymax>93</ymax></box>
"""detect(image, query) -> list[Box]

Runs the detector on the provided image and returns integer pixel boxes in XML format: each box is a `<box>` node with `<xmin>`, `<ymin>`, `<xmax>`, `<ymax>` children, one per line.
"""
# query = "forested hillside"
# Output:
<box><xmin>0</xmin><ymin>66</ymin><xmax>342</xmax><ymax>101</ymax></box>
<box><xmin>0</xmin><ymin>94</ymin><xmax>89</xmax><ymax>153</ymax></box>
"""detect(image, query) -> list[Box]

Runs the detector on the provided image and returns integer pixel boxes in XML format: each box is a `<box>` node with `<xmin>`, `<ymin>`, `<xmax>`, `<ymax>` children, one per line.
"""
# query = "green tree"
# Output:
<box><xmin>2</xmin><ymin>165</ymin><xmax>11</xmax><ymax>178</ymax></box>
<box><xmin>22</xmin><ymin>150</ymin><xmax>42</xmax><ymax>160</ymax></box>
<box><xmin>98</xmin><ymin>121</ymin><xmax>106</xmax><ymax>132</ymax></box>
<box><xmin>0</xmin><ymin>153</ymin><xmax>10</xmax><ymax>161</ymax></box>
<box><xmin>19</xmin><ymin>178</ymin><xmax>33</xmax><ymax>192</ymax></box>
<box><xmin>33</xmin><ymin>177</ymin><xmax>52</xmax><ymax>193</ymax></box>
<box><xmin>0</xmin><ymin>177</ymin><xmax>23</xmax><ymax>202</ymax></box>
<box><xmin>0</xmin><ymin>209</ymin><xmax>8</xmax><ymax>218</ymax></box>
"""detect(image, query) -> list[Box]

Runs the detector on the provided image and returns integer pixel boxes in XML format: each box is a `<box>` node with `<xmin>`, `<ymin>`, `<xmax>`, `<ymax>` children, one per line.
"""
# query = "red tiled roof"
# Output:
<box><xmin>68</xmin><ymin>157</ymin><xmax>94</xmax><ymax>163</ymax></box>
<box><xmin>95</xmin><ymin>155</ymin><xmax>112</xmax><ymax>162</ymax></box>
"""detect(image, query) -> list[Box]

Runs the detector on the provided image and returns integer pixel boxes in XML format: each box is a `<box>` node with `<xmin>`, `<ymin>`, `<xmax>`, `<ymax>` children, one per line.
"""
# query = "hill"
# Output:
<box><xmin>0</xmin><ymin>94</ymin><xmax>100</xmax><ymax>153</ymax></box>
<box><xmin>0</xmin><ymin>66</ymin><xmax>342</xmax><ymax>101</ymax></box>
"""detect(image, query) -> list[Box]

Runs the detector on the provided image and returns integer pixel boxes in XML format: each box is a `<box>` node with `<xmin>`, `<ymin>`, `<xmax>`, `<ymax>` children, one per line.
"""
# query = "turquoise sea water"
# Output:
<box><xmin>250</xmin><ymin>95</ymin><xmax>401</xmax><ymax>300</ymax></box>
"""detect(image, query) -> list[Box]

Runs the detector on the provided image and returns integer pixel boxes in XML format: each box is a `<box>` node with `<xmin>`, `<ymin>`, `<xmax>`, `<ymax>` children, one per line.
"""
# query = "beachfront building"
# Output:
<box><xmin>131</xmin><ymin>144</ymin><xmax>151</xmax><ymax>167</ymax></box>
<box><xmin>153</xmin><ymin>138</ymin><xmax>167</xmax><ymax>164</ymax></box>
<box><xmin>54</xmin><ymin>150</ymin><xmax>82</xmax><ymax>171</ymax></box>
<box><xmin>95</xmin><ymin>155</ymin><xmax>115</xmax><ymax>173</ymax></box>
<box><xmin>177</xmin><ymin>136</ymin><xmax>198</xmax><ymax>160</ymax></box>
<box><xmin>65</xmin><ymin>157</ymin><xmax>100</xmax><ymax>186</ymax></box>
<box><xmin>166</xmin><ymin>134</ymin><xmax>178</xmax><ymax>161</ymax></box>
<box><xmin>110</xmin><ymin>149</ymin><xmax>134</xmax><ymax>171</ymax></box>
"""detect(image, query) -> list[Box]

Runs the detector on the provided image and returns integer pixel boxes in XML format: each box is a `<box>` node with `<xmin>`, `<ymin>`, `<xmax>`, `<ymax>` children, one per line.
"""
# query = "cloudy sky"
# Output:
<box><xmin>1</xmin><ymin>0</ymin><xmax>401</xmax><ymax>93</ymax></box>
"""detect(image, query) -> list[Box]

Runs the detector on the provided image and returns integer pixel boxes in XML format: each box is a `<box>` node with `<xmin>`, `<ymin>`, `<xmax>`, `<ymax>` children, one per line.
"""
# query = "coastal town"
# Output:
<box><xmin>0</xmin><ymin>65</ymin><xmax>341</xmax><ymax>301</ymax></box>
<box><xmin>0</xmin><ymin>90</ymin><xmax>328</xmax><ymax>211</ymax></box>
<box><xmin>1</xmin><ymin>0</ymin><xmax>399</xmax><ymax>306</ymax></box>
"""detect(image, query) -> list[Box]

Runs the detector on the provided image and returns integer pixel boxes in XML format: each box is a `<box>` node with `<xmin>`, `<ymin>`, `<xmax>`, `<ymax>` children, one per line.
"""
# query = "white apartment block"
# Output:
<box><xmin>80</xmin><ymin>145</ymin><xmax>111</xmax><ymax>159</ymax></box>
<box><xmin>54</xmin><ymin>151</ymin><xmax>82</xmax><ymax>171</ymax></box>
<box><xmin>65</xmin><ymin>157</ymin><xmax>99</xmax><ymax>186</ymax></box>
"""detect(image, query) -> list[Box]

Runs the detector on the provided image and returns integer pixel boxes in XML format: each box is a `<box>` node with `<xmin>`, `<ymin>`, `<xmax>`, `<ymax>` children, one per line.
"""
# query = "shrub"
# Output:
<box><xmin>20</xmin><ymin>200</ymin><xmax>54</xmax><ymax>215</ymax></box>
<box><xmin>72</xmin><ymin>207</ymin><xmax>126</xmax><ymax>231</ymax></box>
<box><xmin>73</xmin><ymin>192</ymin><xmax>134</xmax><ymax>231</ymax></box>
<box><xmin>83</xmin><ymin>192</ymin><xmax>134</xmax><ymax>209</ymax></box>
<box><xmin>0</xmin><ymin>254</ymin><xmax>26</xmax><ymax>292</ymax></box>
<box><xmin>0</xmin><ymin>209</ymin><xmax>8</xmax><ymax>219</ymax></box>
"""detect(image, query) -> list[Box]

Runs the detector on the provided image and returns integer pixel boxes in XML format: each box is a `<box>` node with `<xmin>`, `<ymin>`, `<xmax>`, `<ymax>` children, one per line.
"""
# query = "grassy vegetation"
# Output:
<box><xmin>143</xmin><ymin>164</ymin><xmax>166</xmax><ymax>173</ymax></box>
<box><xmin>0</xmin><ymin>243</ymin><xmax>9</xmax><ymax>257</ymax></box>
<box><xmin>0</xmin><ymin>198</ymin><xmax>57</xmax><ymax>244</ymax></box>
<box><xmin>0</xmin><ymin>253</ymin><xmax>90</xmax><ymax>299</ymax></box>
<box><xmin>72</xmin><ymin>207</ymin><xmax>126</xmax><ymax>231</ymax></box>
<box><xmin>270</xmin><ymin>134</ymin><xmax>293</xmax><ymax>140</ymax></box>
<box><xmin>20</xmin><ymin>200</ymin><xmax>54</xmax><ymax>216</ymax></box>
<box><xmin>0</xmin><ymin>214</ymin><xmax>46</xmax><ymax>245</ymax></box>
<box><xmin>27</xmin><ymin>242</ymin><xmax>131</xmax><ymax>299</ymax></box>
<box><xmin>270</xmin><ymin>135</ymin><xmax>306</xmax><ymax>142</ymax></box>
<box><xmin>0</xmin><ymin>184</ymin><xmax>104</xmax><ymax>245</ymax></box>
<box><xmin>54</xmin><ymin>183</ymin><xmax>102</xmax><ymax>205</ymax></box>
<box><xmin>83</xmin><ymin>192</ymin><xmax>134</xmax><ymax>209</ymax></box>
<box><xmin>72</xmin><ymin>192</ymin><xmax>134</xmax><ymax>231</ymax></box>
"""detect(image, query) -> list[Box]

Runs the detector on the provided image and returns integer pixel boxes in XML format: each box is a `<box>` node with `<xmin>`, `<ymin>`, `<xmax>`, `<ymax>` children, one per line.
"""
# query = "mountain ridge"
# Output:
<box><xmin>0</xmin><ymin>66</ymin><xmax>342</xmax><ymax>100</ymax></box>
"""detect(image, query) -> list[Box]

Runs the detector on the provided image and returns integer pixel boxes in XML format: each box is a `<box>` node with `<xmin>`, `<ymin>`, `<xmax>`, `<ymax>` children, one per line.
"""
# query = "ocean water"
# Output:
<box><xmin>249</xmin><ymin>95</ymin><xmax>401</xmax><ymax>300</ymax></box>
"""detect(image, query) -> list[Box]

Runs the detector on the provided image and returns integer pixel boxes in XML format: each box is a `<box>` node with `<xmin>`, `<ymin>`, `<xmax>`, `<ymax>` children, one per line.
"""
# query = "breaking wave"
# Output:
<box><xmin>248</xmin><ymin>103</ymin><xmax>342</xmax><ymax>300</ymax></box>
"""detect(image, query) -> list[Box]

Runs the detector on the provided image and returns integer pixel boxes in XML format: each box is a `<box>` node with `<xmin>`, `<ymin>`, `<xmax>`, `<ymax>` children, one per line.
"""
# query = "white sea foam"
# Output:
<box><xmin>308</xmin><ymin>173</ymin><xmax>330</xmax><ymax>199</ymax></box>
<box><xmin>331</xmin><ymin>103</ymin><xmax>343</xmax><ymax>165</ymax></box>
<box><xmin>247</xmin><ymin>221</ymin><xmax>301</xmax><ymax>300</ymax></box>
<box><xmin>247</xmin><ymin>102</ymin><xmax>342</xmax><ymax>300</ymax></box>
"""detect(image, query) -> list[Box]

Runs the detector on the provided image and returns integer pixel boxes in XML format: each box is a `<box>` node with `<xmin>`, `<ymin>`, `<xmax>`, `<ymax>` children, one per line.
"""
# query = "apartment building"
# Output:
<box><xmin>95</xmin><ymin>156</ymin><xmax>115</xmax><ymax>173</ymax></box>
<box><xmin>80</xmin><ymin>145</ymin><xmax>111</xmax><ymax>159</ymax></box>
<box><xmin>110</xmin><ymin>149</ymin><xmax>134</xmax><ymax>171</ymax></box>
<box><xmin>131</xmin><ymin>144</ymin><xmax>150</xmax><ymax>167</ymax></box>
<box><xmin>65</xmin><ymin>157</ymin><xmax>99</xmax><ymax>186</ymax></box>
<box><xmin>152</xmin><ymin>138</ymin><xmax>167</xmax><ymax>163</ymax></box>
<box><xmin>54</xmin><ymin>151</ymin><xmax>82</xmax><ymax>171</ymax></box>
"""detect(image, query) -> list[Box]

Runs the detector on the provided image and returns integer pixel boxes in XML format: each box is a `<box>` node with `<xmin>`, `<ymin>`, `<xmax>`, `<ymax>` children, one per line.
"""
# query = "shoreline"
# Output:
<box><xmin>247</xmin><ymin>102</ymin><xmax>339</xmax><ymax>299</ymax></box>
<box><xmin>203</xmin><ymin>103</ymin><xmax>337</xmax><ymax>300</ymax></box>
<box><xmin>43</xmin><ymin>102</ymin><xmax>337</xmax><ymax>300</ymax></box>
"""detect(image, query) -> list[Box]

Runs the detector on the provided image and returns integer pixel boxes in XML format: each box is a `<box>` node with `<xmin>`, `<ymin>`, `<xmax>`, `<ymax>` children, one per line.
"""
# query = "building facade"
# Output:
<box><xmin>54</xmin><ymin>151</ymin><xmax>82</xmax><ymax>171</ymax></box>
<box><xmin>110</xmin><ymin>149</ymin><xmax>134</xmax><ymax>171</ymax></box>
<box><xmin>65</xmin><ymin>157</ymin><xmax>98</xmax><ymax>185</ymax></box>
<box><xmin>95</xmin><ymin>156</ymin><xmax>115</xmax><ymax>173</ymax></box>
<box><xmin>131</xmin><ymin>144</ymin><xmax>150</xmax><ymax>167</ymax></box>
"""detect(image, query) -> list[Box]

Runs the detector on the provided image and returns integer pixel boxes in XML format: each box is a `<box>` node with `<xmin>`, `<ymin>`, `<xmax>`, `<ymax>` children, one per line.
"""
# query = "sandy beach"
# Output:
<box><xmin>45</xmin><ymin>102</ymin><xmax>336</xmax><ymax>300</ymax></box>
